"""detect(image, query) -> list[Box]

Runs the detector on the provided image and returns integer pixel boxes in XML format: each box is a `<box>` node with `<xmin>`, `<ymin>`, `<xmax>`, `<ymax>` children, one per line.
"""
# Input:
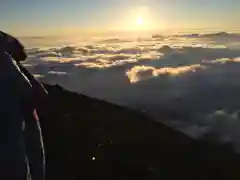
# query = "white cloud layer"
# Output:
<box><xmin>126</xmin><ymin>64</ymin><xmax>204</xmax><ymax>83</ymax></box>
<box><xmin>23</xmin><ymin>31</ymin><xmax>240</xmax><ymax>152</ymax></box>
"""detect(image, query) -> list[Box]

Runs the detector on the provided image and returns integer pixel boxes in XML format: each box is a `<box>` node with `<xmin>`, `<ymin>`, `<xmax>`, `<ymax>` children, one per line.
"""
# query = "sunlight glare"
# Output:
<box><xmin>136</xmin><ymin>17</ymin><xmax>144</xmax><ymax>25</ymax></box>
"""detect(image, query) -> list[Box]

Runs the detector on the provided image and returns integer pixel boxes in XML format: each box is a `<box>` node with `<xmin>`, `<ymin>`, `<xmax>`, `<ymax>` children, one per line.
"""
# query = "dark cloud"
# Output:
<box><xmin>174</xmin><ymin>32</ymin><xmax>240</xmax><ymax>38</ymax></box>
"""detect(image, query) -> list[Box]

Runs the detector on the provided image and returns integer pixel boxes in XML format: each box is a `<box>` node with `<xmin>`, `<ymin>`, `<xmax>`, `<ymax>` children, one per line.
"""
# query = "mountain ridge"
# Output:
<box><xmin>38</xmin><ymin>84</ymin><xmax>240</xmax><ymax>180</ymax></box>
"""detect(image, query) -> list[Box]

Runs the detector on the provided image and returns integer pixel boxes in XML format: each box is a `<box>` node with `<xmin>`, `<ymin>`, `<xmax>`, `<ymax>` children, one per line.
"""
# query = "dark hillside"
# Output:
<box><xmin>38</xmin><ymin>84</ymin><xmax>240</xmax><ymax>180</ymax></box>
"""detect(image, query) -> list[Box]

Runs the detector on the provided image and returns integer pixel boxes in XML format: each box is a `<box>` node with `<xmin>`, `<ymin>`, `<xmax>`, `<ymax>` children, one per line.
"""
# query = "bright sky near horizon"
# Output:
<box><xmin>1</xmin><ymin>0</ymin><xmax>239</xmax><ymax>36</ymax></box>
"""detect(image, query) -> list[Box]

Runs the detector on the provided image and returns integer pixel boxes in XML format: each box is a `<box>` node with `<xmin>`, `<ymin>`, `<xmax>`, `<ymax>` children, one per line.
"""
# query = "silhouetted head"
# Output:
<box><xmin>0</xmin><ymin>31</ymin><xmax>27</xmax><ymax>62</ymax></box>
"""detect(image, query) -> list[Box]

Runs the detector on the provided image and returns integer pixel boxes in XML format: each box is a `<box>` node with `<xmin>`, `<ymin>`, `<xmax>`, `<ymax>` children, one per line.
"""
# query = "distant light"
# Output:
<box><xmin>92</xmin><ymin>157</ymin><xmax>96</xmax><ymax>161</ymax></box>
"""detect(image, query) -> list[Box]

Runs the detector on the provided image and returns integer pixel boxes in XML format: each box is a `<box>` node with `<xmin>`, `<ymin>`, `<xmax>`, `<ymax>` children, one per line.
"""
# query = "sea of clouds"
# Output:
<box><xmin>21</xmin><ymin>31</ymin><xmax>240</xmax><ymax>151</ymax></box>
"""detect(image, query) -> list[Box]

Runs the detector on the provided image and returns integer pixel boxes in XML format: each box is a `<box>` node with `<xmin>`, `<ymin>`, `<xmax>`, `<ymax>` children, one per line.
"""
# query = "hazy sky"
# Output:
<box><xmin>1</xmin><ymin>0</ymin><xmax>239</xmax><ymax>36</ymax></box>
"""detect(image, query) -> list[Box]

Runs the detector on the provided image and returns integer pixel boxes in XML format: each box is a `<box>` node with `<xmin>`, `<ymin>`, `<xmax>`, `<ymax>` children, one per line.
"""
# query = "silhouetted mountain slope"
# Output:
<box><xmin>39</xmin><ymin>84</ymin><xmax>240</xmax><ymax>180</ymax></box>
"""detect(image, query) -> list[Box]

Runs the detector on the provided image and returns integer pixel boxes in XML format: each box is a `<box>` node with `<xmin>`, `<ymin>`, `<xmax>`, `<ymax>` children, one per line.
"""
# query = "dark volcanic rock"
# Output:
<box><xmin>38</xmin><ymin>84</ymin><xmax>240</xmax><ymax>180</ymax></box>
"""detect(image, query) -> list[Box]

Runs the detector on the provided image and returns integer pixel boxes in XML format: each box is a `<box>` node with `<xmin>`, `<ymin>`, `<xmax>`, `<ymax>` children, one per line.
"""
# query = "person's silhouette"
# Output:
<box><xmin>0</xmin><ymin>31</ymin><xmax>45</xmax><ymax>180</ymax></box>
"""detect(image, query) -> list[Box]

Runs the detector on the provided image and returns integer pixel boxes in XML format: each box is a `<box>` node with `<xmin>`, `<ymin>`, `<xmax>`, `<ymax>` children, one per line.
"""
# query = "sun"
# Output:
<box><xmin>136</xmin><ymin>17</ymin><xmax>144</xmax><ymax>25</ymax></box>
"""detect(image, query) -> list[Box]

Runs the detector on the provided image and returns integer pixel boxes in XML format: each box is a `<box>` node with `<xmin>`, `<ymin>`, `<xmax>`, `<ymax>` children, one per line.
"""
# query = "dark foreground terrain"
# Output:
<box><xmin>38</xmin><ymin>84</ymin><xmax>240</xmax><ymax>180</ymax></box>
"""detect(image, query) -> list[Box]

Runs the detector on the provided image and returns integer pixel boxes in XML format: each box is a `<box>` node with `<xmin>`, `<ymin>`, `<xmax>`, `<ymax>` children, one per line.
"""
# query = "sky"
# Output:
<box><xmin>1</xmin><ymin>0</ymin><xmax>239</xmax><ymax>36</ymax></box>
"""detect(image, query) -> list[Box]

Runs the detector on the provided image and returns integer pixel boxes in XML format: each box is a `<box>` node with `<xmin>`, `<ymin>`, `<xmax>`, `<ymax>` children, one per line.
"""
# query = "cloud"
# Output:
<box><xmin>77</xmin><ymin>57</ymin><xmax>137</xmax><ymax>69</ymax></box>
<box><xmin>23</xmin><ymin>34</ymin><xmax>240</xmax><ymax>152</ymax></box>
<box><xmin>164</xmin><ymin>120</ymin><xmax>210</xmax><ymax>139</ymax></box>
<box><xmin>97</xmin><ymin>38</ymin><xmax>132</xmax><ymax>44</ymax></box>
<box><xmin>36</xmin><ymin>52</ymin><xmax>61</xmax><ymax>58</ymax></box>
<box><xmin>126</xmin><ymin>64</ymin><xmax>204</xmax><ymax>83</ymax></box>
<box><xmin>158</xmin><ymin>45</ymin><xmax>176</xmax><ymax>54</ymax></box>
<box><xmin>204</xmin><ymin>110</ymin><xmax>240</xmax><ymax>151</ymax></box>
<box><xmin>207</xmin><ymin>57</ymin><xmax>240</xmax><ymax>64</ymax></box>
<box><xmin>174</xmin><ymin>32</ymin><xmax>240</xmax><ymax>39</ymax></box>
<box><xmin>164</xmin><ymin>110</ymin><xmax>240</xmax><ymax>152</ymax></box>
<box><xmin>126</xmin><ymin>66</ymin><xmax>156</xmax><ymax>83</ymax></box>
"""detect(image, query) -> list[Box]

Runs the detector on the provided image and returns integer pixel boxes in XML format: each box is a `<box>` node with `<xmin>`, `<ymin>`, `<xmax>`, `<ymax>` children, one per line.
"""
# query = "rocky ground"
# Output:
<box><xmin>38</xmin><ymin>84</ymin><xmax>240</xmax><ymax>180</ymax></box>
